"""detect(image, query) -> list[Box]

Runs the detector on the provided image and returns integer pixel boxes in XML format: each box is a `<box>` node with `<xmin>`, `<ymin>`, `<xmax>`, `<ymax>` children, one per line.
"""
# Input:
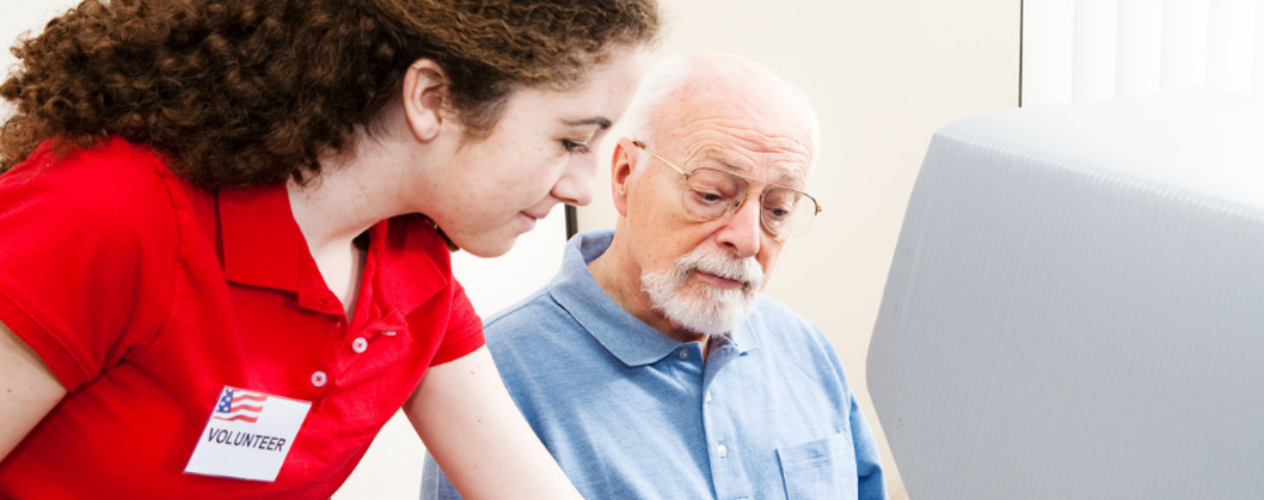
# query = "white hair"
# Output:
<box><xmin>623</xmin><ymin>54</ymin><xmax>822</xmax><ymax>173</ymax></box>
<box><xmin>624</xmin><ymin>55</ymin><xmax>692</xmax><ymax>151</ymax></box>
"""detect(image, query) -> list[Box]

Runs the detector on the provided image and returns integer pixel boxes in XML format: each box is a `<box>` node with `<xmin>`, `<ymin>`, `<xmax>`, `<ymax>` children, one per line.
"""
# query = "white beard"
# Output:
<box><xmin>640</xmin><ymin>247</ymin><xmax>765</xmax><ymax>338</ymax></box>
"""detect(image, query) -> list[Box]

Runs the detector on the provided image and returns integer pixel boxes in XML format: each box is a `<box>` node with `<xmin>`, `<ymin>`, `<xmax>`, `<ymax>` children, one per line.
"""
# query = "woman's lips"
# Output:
<box><xmin>518</xmin><ymin>212</ymin><xmax>538</xmax><ymax>231</ymax></box>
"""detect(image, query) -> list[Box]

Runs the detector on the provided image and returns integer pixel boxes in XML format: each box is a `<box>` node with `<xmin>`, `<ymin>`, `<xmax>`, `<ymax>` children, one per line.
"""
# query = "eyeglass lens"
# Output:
<box><xmin>682</xmin><ymin>168</ymin><xmax>815</xmax><ymax>237</ymax></box>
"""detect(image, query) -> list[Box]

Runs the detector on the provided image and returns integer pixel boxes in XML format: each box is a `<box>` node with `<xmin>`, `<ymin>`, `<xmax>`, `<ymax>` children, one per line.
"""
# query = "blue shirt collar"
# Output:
<box><xmin>549</xmin><ymin>229</ymin><xmax>759</xmax><ymax>367</ymax></box>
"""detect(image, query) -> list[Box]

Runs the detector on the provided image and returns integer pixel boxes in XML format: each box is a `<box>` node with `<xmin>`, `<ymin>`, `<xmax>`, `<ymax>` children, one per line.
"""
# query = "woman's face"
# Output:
<box><xmin>427</xmin><ymin>48</ymin><xmax>649</xmax><ymax>257</ymax></box>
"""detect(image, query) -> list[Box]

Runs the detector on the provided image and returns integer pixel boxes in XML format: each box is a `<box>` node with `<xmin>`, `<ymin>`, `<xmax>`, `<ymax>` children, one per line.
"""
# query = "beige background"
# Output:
<box><xmin>0</xmin><ymin>1</ymin><xmax>1021</xmax><ymax>498</ymax></box>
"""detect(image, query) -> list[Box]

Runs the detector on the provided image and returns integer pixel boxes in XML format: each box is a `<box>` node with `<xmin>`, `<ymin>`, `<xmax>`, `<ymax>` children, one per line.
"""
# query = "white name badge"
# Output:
<box><xmin>184</xmin><ymin>386</ymin><xmax>313</xmax><ymax>482</ymax></box>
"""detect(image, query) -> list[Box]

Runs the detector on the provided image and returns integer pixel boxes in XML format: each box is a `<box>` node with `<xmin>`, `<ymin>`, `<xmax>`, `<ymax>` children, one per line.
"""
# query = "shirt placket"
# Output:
<box><xmin>296</xmin><ymin>280</ymin><xmax>349</xmax><ymax>397</ymax></box>
<box><xmin>325</xmin><ymin>299</ymin><xmax>409</xmax><ymax>388</ymax></box>
<box><xmin>297</xmin><ymin>231</ymin><xmax>409</xmax><ymax>396</ymax></box>
<box><xmin>346</xmin><ymin>306</ymin><xmax>408</xmax><ymax>368</ymax></box>
<box><xmin>702</xmin><ymin>340</ymin><xmax>754</xmax><ymax>500</ymax></box>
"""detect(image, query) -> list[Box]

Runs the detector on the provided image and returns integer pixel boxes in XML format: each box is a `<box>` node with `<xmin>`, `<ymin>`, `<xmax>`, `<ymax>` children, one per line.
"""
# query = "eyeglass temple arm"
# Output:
<box><xmin>631</xmin><ymin>140</ymin><xmax>688</xmax><ymax>176</ymax></box>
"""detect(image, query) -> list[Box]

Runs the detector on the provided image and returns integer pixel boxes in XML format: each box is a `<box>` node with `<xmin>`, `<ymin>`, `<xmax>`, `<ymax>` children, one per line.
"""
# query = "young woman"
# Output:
<box><xmin>0</xmin><ymin>0</ymin><xmax>658</xmax><ymax>498</ymax></box>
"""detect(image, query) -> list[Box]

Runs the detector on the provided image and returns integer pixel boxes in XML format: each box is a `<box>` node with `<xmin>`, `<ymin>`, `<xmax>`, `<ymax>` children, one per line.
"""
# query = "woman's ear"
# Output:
<box><xmin>401</xmin><ymin>59</ymin><xmax>451</xmax><ymax>143</ymax></box>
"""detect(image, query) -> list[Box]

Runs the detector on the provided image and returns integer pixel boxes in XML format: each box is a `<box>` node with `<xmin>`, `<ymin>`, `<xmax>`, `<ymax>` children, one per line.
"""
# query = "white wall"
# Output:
<box><xmin>0</xmin><ymin>1</ymin><xmax>77</xmax><ymax>86</ymax></box>
<box><xmin>578</xmin><ymin>2</ymin><xmax>1021</xmax><ymax>498</ymax></box>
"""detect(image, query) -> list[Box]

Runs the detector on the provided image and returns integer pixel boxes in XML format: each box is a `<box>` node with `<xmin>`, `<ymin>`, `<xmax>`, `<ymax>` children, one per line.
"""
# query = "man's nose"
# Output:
<box><xmin>716</xmin><ymin>196</ymin><xmax>763</xmax><ymax>258</ymax></box>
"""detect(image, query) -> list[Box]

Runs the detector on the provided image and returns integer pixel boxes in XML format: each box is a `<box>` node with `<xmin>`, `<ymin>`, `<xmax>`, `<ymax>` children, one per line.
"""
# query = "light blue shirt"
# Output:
<box><xmin>422</xmin><ymin>229</ymin><xmax>885</xmax><ymax>500</ymax></box>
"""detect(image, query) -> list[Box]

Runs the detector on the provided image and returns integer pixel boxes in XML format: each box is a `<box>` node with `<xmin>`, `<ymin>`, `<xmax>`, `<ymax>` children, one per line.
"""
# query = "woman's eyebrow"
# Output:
<box><xmin>561</xmin><ymin>117</ymin><xmax>612</xmax><ymax>130</ymax></box>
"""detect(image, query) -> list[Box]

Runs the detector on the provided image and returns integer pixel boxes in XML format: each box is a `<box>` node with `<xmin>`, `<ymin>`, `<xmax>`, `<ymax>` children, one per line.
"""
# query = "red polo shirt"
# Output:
<box><xmin>0</xmin><ymin>138</ymin><xmax>484</xmax><ymax>499</ymax></box>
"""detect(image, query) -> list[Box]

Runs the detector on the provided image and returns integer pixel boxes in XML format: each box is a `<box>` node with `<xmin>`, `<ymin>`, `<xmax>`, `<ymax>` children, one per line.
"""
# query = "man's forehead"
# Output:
<box><xmin>663</xmin><ymin>102</ymin><xmax>813</xmax><ymax>164</ymax></box>
<box><xmin>693</xmin><ymin>148</ymin><xmax>809</xmax><ymax>187</ymax></box>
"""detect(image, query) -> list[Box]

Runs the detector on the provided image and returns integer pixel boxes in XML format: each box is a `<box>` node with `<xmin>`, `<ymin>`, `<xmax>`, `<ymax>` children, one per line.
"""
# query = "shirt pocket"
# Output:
<box><xmin>776</xmin><ymin>432</ymin><xmax>858</xmax><ymax>500</ymax></box>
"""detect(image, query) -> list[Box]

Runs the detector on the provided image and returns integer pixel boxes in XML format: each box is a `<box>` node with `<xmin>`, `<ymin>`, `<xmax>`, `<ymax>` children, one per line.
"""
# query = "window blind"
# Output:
<box><xmin>1022</xmin><ymin>0</ymin><xmax>1264</xmax><ymax>106</ymax></box>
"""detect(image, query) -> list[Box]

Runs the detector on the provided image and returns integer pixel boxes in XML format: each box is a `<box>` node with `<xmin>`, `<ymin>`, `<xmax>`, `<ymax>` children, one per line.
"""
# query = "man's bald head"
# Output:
<box><xmin>623</xmin><ymin>53</ymin><xmax>820</xmax><ymax>172</ymax></box>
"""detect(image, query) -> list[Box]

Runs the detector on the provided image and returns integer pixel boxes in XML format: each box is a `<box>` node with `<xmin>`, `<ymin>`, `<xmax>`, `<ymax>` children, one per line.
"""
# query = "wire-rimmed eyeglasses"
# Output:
<box><xmin>632</xmin><ymin>140</ymin><xmax>821</xmax><ymax>239</ymax></box>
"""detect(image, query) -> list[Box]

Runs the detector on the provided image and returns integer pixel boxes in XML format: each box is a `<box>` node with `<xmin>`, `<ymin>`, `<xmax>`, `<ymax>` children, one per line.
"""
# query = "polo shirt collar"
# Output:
<box><xmin>218</xmin><ymin>185</ymin><xmax>310</xmax><ymax>293</ymax></box>
<box><xmin>368</xmin><ymin>215</ymin><xmax>451</xmax><ymax>318</ymax></box>
<box><xmin>218</xmin><ymin>186</ymin><xmax>447</xmax><ymax>317</ymax></box>
<box><xmin>719</xmin><ymin>317</ymin><xmax>760</xmax><ymax>356</ymax></box>
<box><xmin>549</xmin><ymin>229</ymin><xmax>759</xmax><ymax>367</ymax></box>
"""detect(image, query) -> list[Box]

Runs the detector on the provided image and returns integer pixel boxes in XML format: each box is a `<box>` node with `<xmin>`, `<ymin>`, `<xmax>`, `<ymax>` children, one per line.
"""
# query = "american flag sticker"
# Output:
<box><xmin>185</xmin><ymin>385</ymin><xmax>312</xmax><ymax>482</ymax></box>
<box><xmin>213</xmin><ymin>388</ymin><xmax>268</xmax><ymax>423</ymax></box>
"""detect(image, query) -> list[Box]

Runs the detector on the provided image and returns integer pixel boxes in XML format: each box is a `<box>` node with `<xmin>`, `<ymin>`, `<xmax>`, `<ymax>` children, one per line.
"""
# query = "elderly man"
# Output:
<box><xmin>421</xmin><ymin>54</ymin><xmax>885</xmax><ymax>500</ymax></box>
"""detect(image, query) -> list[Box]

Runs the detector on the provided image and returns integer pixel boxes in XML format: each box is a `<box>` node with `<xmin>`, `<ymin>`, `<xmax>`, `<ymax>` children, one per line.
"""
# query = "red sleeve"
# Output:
<box><xmin>0</xmin><ymin>139</ymin><xmax>180</xmax><ymax>391</ymax></box>
<box><xmin>430</xmin><ymin>278</ymin><xmax>485</xmax><ymax>365</ymax></box>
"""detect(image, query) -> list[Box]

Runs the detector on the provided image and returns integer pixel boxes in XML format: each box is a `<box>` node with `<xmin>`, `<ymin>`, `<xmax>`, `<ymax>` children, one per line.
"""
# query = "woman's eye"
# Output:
<box><xmin>562</xmin><ymin>139</ymin><xmax>590</xmax><ymax>154</ymax></box>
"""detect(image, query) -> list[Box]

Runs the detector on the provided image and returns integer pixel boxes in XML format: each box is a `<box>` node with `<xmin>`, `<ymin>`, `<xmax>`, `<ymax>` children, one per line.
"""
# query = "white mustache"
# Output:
<box><xmin>677</xmin><ymin>248</ymin><xmax>764</xmax><ymax>292</ymax></box>
<box><xmin>641</xmin><ymin>246</ymin><xmax>765</xmax><ymax>338</ymax></box>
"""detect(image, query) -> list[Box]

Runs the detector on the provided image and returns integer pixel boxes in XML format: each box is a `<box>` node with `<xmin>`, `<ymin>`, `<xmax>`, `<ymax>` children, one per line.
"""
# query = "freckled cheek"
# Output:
<box><xmin>516</xmin><ymin>147</ymin><xmax>564</xmax><ymax>179</ymax></box>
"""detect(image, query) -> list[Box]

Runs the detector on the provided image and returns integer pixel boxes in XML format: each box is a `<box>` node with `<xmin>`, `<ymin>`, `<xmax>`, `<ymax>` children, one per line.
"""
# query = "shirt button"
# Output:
<box><xmin>383</xmin><ymin>330</ymin><xmax>397</xmax><ymax>337</ymax></box>
<box><xmin>705</xmin><ymin>391</ymin><xmax>713</xmax><ymax>403</ymax></box>
<box><xmin>352</xmin><ymin>337</ymin><xmax>368</xmax><ymax>353</ymax></box>
<box><xmin>678</xmin><ymin>349</ymin><xmax>690</xmax><ymax>360</ymax></box>
<box><xmin>717</xmin><ymin>444</ymin><xmax>728</xmax><ymax>458</ymax></box>
<box><xmin>311</xmin><ymin>371</ymin><xmax>328</xmax><ymax>387</ymax></box>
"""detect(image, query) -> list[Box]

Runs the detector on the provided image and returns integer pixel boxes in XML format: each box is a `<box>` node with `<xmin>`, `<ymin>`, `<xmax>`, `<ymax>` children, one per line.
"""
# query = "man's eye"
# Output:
<box><xmin>693</xmin><ymin>190</ymin><xmax>727</xmax><ymax>204</ymax></box>
<box><xmin>764</xmin><ymin>206</ymin><xmax>791</xmax><ymax>220</ymax></box>
<box><xmin>764</xmin><ymin>191</ymin><xmax>799</xmax><ymax>220</ymax></box>
<box><xmin>562</xmin><ymin>139</ymin><xmax>590</xmax><ymax>154</ymax></box>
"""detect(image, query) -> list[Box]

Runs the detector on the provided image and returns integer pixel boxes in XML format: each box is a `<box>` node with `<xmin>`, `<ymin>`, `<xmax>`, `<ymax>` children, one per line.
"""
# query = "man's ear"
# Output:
<box><xmin>610</xmin><ymin>138</ymin><xmax>638</xmax><ymax>218</ymax></box>
<box><xmin>401</xmin><ymin>59</ymin><xmax>450</xmax><ymax>143</ymax></box>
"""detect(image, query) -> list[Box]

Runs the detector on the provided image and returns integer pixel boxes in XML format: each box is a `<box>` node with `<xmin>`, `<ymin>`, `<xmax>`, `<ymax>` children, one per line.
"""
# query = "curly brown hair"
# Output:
<box><xmin>0</xmin><ymin>0</ymin><xmax>660</xmax><ymax>189</ymax></box>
